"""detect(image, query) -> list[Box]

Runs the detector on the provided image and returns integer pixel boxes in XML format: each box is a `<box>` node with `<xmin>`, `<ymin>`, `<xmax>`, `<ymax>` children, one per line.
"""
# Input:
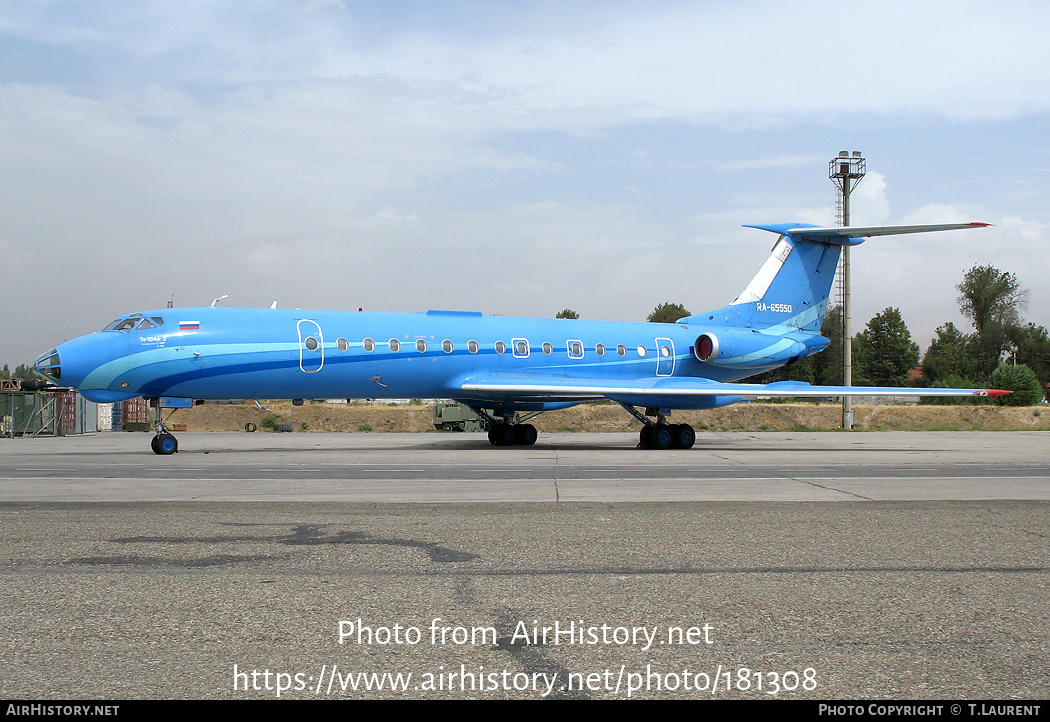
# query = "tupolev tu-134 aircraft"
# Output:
<box><xmin>36</xmin><ymin>221</ymin><xmax>1008</xmax><ymax>454</ymax></box>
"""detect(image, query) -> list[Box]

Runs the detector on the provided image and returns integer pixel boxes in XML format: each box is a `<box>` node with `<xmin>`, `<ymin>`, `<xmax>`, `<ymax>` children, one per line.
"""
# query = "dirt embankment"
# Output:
<box><xmin>172</xmin><ymin>402</ymin><xmax>1050</xmax><ymax>433</ymax></box>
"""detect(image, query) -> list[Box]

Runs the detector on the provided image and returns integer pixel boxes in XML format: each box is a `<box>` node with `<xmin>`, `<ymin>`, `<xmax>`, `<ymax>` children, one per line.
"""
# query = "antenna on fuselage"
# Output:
<box><xmin>211</xmin><ymin>294</ymin><xmax>229</xmax><ymax>308</ymax></box>
<box><xmin>270</xmin><ymin>301</ymin><xmax>278</xmax><ymax>309</ymax></box>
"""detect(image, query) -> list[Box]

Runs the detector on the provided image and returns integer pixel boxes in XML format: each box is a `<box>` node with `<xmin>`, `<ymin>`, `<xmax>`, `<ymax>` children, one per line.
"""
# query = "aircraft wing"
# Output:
<box><xmin>458</xmin><ymin>375</ymin><xmax>1009</xmax><ymax>400</ymax></box>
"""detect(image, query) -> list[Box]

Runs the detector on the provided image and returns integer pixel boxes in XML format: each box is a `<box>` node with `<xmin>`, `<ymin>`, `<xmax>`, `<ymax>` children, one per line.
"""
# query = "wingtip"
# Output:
<box><xmin>969</xmin><ymin>222</ymin><xmax>992</xmax><ymax>227</ymax></box>
<box><xmin>974</xmin><ymin>389</ymin><xmax>1012</xmax><ymax>397</ymax></box>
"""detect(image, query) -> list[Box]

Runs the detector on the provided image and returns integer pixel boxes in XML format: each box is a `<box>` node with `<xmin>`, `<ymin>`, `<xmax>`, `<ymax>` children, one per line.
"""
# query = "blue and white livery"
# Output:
<box><xmin>36</xmin><ymin>222</ymin><xmax>1006</xmax><ymax>453</ymax></box>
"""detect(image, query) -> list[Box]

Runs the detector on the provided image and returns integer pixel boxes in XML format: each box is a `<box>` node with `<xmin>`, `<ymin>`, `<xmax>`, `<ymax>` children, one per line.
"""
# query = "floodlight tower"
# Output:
<box><xmin>829</xmin><ymin>151</ymin><xmax>865</xmax><ymax>430</ymax></box>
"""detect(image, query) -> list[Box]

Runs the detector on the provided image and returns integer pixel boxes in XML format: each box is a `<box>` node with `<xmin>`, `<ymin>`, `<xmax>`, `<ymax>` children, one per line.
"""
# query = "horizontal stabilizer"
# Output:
<box><xmin>744</xmin><ymin>222</ymin><xmax>991</xmax><ymax>245</ymax></box>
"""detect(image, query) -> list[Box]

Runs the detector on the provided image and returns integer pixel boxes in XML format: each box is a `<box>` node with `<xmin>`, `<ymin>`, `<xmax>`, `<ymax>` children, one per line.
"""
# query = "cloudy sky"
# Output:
<box><xmin>3</xmin><ymin>0</ymin><xmax>1049</xmax><ymax>369</ymax></box>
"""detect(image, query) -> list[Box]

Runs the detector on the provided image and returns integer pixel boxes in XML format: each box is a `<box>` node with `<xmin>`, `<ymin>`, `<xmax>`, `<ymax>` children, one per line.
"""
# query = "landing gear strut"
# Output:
<box><xmin>621</xmin><ymin>403</ymin><xmax>696</xmax><ymax>450</ymax></box>
<box><xmin>150</xmin><ymin>398</ymin><xmax>179</xmax><ymax>455</ymax></box>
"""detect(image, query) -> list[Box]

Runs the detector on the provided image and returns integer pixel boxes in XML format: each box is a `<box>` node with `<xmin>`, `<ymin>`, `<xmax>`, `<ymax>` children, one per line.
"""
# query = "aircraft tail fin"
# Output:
<box><xmin>680</xmin><ymin>222</ymin><xmax>990</xmax><ymax>333</ymax></box>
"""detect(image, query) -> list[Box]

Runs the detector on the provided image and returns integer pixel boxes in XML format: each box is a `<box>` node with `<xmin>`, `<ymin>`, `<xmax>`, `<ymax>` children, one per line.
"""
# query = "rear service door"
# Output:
<box><xmin>655</xmin><ymin>337</ymin><xmax>675</xmax><ymax>376</ymax></box>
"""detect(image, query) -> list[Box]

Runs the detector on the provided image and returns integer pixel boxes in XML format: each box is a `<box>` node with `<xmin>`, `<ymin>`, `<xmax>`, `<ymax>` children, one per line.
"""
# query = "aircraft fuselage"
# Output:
<box><xmin>48</xmin><ymin>307</ymin><xmax>816</xmax><ymax>412</ymax></box>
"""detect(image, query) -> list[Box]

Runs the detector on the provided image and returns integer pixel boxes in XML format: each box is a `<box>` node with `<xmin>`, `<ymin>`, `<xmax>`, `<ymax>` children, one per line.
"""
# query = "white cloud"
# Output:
<box><xmin>849</xmin><ymin>172</ymin><xmax>891</xmax><ymax>226</ymax></box>
<box><xmin>1</xmin><ymin>1</ymin><xmax>1049</xmax><ymax>365</ymax></box>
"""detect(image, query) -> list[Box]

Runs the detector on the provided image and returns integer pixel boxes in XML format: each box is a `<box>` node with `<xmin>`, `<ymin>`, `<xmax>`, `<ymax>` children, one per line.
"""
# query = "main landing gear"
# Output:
<box><xmin>149</xmin><ymin>398</ymin><xmax>179</xmax><ymax>455</ymax></box>
<box><xmin>617</xmin><ymin>403</ymin><xmax>696</xmax><ymax>450</ymax></box>
<box><xmin>487</xmin><ymin>421</ymin><xmax>538</xmax><ymax>446</ymax></box>
<box><xmin>468</xmin><ymin>406</ymin><xmax>539</xmax><ymax>446</ymax></box>
<box><xmin>638</xmin><ymin>422</ymin><xmax>696</xmax><ymax>450</ymax></box>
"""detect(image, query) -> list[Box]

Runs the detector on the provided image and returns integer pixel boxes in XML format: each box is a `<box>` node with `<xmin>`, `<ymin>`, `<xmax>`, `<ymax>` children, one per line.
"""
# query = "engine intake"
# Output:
<box><xmin>694</xmin><ymin>333</ymin><xmax>719</xmax><ymax>362</ymax></box>
<box><xmin>693</xmin><ymin>330</ymin><xmax>812</xmax><ymax>369</ymax></box>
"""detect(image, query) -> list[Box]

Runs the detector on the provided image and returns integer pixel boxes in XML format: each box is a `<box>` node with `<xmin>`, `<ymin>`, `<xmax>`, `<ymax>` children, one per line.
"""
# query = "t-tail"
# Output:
<box><xmin>680</xmin><ymin>222</ymin><xmax>991</xmax><ymax>334</ymax></box>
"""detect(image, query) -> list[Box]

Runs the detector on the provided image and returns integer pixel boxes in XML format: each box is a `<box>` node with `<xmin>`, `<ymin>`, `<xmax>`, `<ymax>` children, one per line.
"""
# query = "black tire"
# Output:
<box><xmin>442</xmin><ymin>423</ymin><xmax>455</xmax><ymax>432</ymax></box>
<box><xmin>244</xmin><ymin>422</ymin><xmax>257</xmax><ymax>433</ymax></box>
<box><xmin>157</xmin><ymin>433</ymin><xmax>178</xmax><ymax>455</ymax></box>
<box><xmin>650</xmin><ymin>424</ymin><xmax>673</xmax><ymax>450</ymax></box>
<box><xmin>672</xmin><ymin>424</ymin><xmax>696</xmax><ymax>449</ymax></box>
<box><xmin>495</xmin><ymin>423</ymin><xmax>516</xmax><ymax>446</ymax></box>
<box><xmin>639</xmin><ymin>425</ymin><xmax>652</xmax><ymax>447</ymax></box>
<box><xmin>514</xmin><ymin>423</ymin><xmax>538</xmax><ymax>446</ymax></box>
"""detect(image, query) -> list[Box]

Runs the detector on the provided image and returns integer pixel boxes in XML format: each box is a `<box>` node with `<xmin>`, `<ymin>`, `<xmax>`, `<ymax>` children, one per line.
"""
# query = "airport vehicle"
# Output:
<box><xmin>433</xmin><ymin>402</ymin><xmax>490</xmax><ymax>432</ymax></box>
<box><xmin>35</xmin><ymin>222</ymin><xmax>1007</xmax><ymax>454</ymax></box>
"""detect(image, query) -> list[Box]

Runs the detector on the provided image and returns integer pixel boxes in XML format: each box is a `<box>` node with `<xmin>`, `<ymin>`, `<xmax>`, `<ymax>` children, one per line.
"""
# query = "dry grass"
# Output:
<box><xmin>173</xmin><ymin>401</ymin><xmax>1050</xmax><ymax>433</ymax></box>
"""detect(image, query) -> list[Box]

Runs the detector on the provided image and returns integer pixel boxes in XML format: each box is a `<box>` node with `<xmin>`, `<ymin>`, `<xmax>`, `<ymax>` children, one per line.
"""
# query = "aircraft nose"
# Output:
<box><xmin>35</xmin><ymin>348</ymin><xmax>62</xmax><ymax>383</ymax></box>
<box><xmin>36</xmin><ymin>335</ymin><xmax>98</xmax><ymax>390</ymax></box>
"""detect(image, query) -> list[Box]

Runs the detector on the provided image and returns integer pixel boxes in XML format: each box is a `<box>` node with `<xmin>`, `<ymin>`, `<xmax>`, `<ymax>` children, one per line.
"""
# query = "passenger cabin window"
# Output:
<box><xmin>305</xmin><ymin>337</ymin><xmax>319</xmax><ymax>351</ymax></box>
<box><xmin>389</xmin><ymin>339</ymin><xmax>401</xmax><ymax>352</ymax></box>
<box><xmin>513</xmin><ymin>339</ymin><xmax>529</xmax><ymax>358</ymax></box>
<box><xmin>542</xmin><ymin>342</ymin><xmax>553</xmax><ymax>355</ymax></box>
<box><xmin>637</xmin><ymin>345</ymin><xmax>647</xmax><ymax>357</ymax></box>
<box><xmin>595</xmin><ymin>344</ymin><xmax>606</xmax><ymax>356</ymax></box>
<box><xmin>495</xmin><ymin>341</ymin><xmax>506</xmax><ymax>354</ymax></box>
<box><xmin>468</xmin><ymin>340</ymin><xmax>479</xmax><ymax>354</ymax></box>
<box><xmin>617</xmin><ymin>345</ymin><xmax>626</xmax><ymax>356</ymax></box>
<box><xmin>567</xmin><ymin>341</ymin><xmax>584</xmax><ymax>359</ymax></box>
<box><xmin>416</xmin><ymin>339</ymin><xmax>427</xmax><ymax>353</ymax></box>
<box><xmin>442</xmin><ymin>340</ymin><xmax>454</xmax><ymax>353</ymax></box>
<box><xmin>338</xmin><ymin>338</ymin><xmax>350</xmax><ymax>352</ymax></box>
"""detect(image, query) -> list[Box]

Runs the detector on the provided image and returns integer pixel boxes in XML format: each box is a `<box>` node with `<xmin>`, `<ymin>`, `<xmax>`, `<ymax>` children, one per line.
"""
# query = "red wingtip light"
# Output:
<box><xmin>974</xmin><ymin>389</ymin><xmax>1012</xmax><ymax>397</ymax></box>
<box><xmin>969</xmin><ymin>222</ymin><xmax>992</xmax><ymax>227</ymax></box>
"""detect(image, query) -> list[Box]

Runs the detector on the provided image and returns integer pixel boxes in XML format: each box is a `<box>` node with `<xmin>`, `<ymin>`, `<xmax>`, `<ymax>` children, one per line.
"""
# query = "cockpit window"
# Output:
<box><xmin>102</xmin><ymin>313</ymin><xmax>161</xmax><ymax>332</ymax></box>
<box><xmin>114</xmin><ymin>317</ymin><xmax>141</xmax><ymax>331</ymax></box>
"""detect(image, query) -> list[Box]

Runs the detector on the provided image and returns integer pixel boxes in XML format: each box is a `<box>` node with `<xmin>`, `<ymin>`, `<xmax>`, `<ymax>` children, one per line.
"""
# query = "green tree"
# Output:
<box><xmin>809</xmin><ymin>305</ymin><xmax>845</xmax><ymax>386</ymax></box>
<box><xmin>647</xmin><ymin>302</ymin><xmax>690</xmax><ymax>324</ymax></box>
<box><xmin>555</xmin><ymin>309</ymin><xmax>580</xmax><ymax>319</ymax></box>
<box><xmin>990</xmin><ymin>364</ymin><xmax>1044</xmax><ymax>406</ymax></box>
<box><xmin>967</xmin><ymin>325</ymin><xmax>1011</xmax><ymax>382</ymax></box>
<box><xmin>13</xmin><ymin>364</ymin><xmax>39</xmax><ymax>381</ymax></box>
<box><xmin>956</xmin><ymin>264</ymin><xmax>1028</xmax><ymax>334</ymax></box>
<box><xmin>1008</xmin><ymin>323</ymin><xmax>1050</xmax><ymax>390</ymax></box>
<box><xmin>955</xmin><ymin>264</ymin><xmax>1029</xmax><ymax>380</ymax></box>
<box><xmin>854</xmin><ymin>307</ymin><xmax>919</xmax><ymax>386</ymax></box>
<box><xmin>0</xmin><ymin>364</ymin><xmax>9</xmax><ymax>380</ymax></box>
<box><xmin>918</xmin><ymin>374</ymin><xmax>984</xmax><ymax>405</ymax></box>
<box><xmin>921</xmin><ymin>322</ymin><xmax>975</xmax><ymax>385</ymax></box>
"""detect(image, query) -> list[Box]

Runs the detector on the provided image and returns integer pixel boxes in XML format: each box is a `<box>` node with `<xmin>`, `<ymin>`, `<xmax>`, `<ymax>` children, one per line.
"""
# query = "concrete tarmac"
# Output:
<box><xmin>0</xmin><ymin>431</ymin><xmax>1047</xmax><ymax>699</ymax></box>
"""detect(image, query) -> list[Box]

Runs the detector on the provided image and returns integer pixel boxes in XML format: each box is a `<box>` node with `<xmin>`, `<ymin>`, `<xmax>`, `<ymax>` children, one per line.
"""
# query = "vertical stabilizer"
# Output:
<box><xmin>680</xmin><ymin>222</ymin><xmax>990</xmax><ymax>333</ymax></box>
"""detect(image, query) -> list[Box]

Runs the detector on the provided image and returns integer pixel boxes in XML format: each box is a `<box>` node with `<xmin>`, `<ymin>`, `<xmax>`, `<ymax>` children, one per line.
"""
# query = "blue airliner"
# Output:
<box><xmin>36</xmin><ymin>222</ymin><xmax>1005</xmax><ymax>454</ymax></box>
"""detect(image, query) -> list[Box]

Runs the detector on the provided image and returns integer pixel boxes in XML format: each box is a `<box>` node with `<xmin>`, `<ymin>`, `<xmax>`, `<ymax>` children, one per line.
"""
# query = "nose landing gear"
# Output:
<box><xmin>149</xmin><ymin>398</ymin><xmax>180</xmax><ymax>455</ymax></box>
<box><xmin>150</xmin><ymin>432</ymin><xmax>179</xmax><ymax>455</ymax></box>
